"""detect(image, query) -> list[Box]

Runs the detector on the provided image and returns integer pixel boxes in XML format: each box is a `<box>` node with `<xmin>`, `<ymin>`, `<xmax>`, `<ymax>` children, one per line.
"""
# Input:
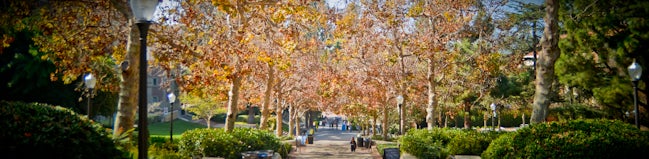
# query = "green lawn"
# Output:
<box><xmin>149</xmin><ymin>119</ymin><xmax>207</xmax><ymax>138</ymax></box>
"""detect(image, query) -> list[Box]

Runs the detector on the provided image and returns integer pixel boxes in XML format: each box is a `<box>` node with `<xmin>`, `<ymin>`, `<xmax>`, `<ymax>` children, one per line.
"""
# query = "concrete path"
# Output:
<box><xmin>287</xmin><ymin>126</ymin><xmax>381</xmax><ymax>159</ymax></box>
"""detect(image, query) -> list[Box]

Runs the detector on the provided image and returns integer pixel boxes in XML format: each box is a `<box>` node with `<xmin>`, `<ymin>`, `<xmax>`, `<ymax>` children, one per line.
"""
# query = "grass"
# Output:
<box><xmin>149</xmin><ymin>119</ymin><xmax>207</xmax><ymax>138</ymax></box>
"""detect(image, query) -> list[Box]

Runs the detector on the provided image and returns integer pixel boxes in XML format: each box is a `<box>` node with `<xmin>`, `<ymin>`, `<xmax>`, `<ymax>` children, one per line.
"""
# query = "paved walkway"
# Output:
<box><xmin>287</xmin><ymin>126</ymin><xmax>382</xmax><ymax>159</ymax></box>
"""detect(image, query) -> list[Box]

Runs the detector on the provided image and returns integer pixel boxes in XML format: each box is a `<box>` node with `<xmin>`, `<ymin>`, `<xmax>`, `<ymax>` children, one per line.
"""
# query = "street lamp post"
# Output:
<box><xmin>167</xmin><ymin>93</ymin><xmax>176</xmax><ymax>142</ymax></box>
<box><xmin>130</xmin><ymin>0</ymin><xmax>159</xmax><ymax>158</ymax></box>
<box><xmin>490</xmin><ymin>103</ymin><xmax>496</xmax><ymax>131</ymax></box>
<box><xmin>396</xmin><ymin>95</ymin><xmax>404</xmax><ymax>135</ymax></box>
<box><xmin>84</xmin><ymin>73</ymin><xmax>97</xmax><ymax>117</ymax></box>
<box><xmin>628</xmin><ymin>60</ymin><xmax>642</xmax><ymax>129</ymax></box>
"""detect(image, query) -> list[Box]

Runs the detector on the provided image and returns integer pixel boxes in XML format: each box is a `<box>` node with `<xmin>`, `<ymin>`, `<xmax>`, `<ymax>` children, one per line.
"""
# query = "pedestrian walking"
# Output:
<box><xmin>350</xmin><ymin>137</ymin><xmax>357</xmax><ymax>152</ymax></box>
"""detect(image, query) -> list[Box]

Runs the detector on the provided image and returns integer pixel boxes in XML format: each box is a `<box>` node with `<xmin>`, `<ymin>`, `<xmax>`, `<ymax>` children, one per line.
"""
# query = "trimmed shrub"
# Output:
<box><xmin>400</xmin><ymin>128</ymin><xmax>452</xmax><ymax>159</ymax></box>
<box><xmin>0</xmin><ymin>101</ymin><xmax>126</xmax><ymax>158</ymax></box>
<box><xmin>401</xmin><ymin>128</ymin><xmax>506</xmax><ymax>158</ymax></box>
<box><xmin>482</xmin><ymin>119</ymin><xmax>649</xmax><ymax>159</ymax></box>
<box><xmin>447</xmin><ymin>130</ymin><xmax>504</xmax><ymax>155</ymax></box>
<box><xmin>178</xmin><ymin>128</ymin><xmax>291</xmax><ymax>159</ymax></box>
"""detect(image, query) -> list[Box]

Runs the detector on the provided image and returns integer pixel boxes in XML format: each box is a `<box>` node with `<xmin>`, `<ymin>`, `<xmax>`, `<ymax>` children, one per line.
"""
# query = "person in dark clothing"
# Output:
<box><xmin>350</xmin><ymin>137</ymin><xmax>357</xmax><ymax>152</ymax></box>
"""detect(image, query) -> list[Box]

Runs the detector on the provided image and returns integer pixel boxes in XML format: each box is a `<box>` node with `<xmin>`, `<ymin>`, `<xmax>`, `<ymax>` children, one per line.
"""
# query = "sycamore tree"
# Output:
<box><xmin>0</xmin><ymin>0</ymin><xmax>158</xmax><ymax>139</ymax></box>
<box><xmin>407</xmin><ymin>0</ymin><xmax>474</xmax><ymax>130</ymax></box>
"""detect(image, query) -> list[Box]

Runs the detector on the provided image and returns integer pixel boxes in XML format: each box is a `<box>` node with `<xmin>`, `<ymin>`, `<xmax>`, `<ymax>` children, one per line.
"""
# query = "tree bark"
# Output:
<box><xmin>530</xmin><ymin>0</ymin><xmax>560</xmax><ymax>124</ymax></box>
<box><xmin>113</xmin><ymin>20</ymin><xmax>139</xmax><ymax>138</ymax></box>
<box><xmin>288</xmin><ymin>104</ymin><xmax>295</xmax><ymax>137</ymax></box>
<box><xmin>260</xmin><ymin>64</ymin><xmax>275</xmax><ymax>130</ymax></box>
<box><xmin>275</xmin><ymin>98</ymin><xmax>283</xmax><ymax>136</ymax></box>
<box><xmin>382</xmin><ymin>101</ymin><xmax>388</xmax><ymax>139</ymax></box>
<box><xmin>426</xmin><ymin>58</ymin><xmax>436</xmax><ymax>130</ymax></box>
<box><xmin>463</xmin><ymin>103</ymin><xmax>471</xmax><ymax>129</ymax></box>
<box><xmin>372</xmin><ymin>116</ymin><xmax>377</xmax><ymax>136</ymax></box>
<box><xmin>207</xmin><ymin>116</ymin><xmax>212</xmax><ymax>129</ymax></box>
<box><xmin>225</xmin><ymin>73</ymin><xmax>242</xmax><ymax>132</ymax></box>
<box><xmin>295</xmin><ymin>111</ymin><xmax>301</xmax><ymax>136</ymax></box>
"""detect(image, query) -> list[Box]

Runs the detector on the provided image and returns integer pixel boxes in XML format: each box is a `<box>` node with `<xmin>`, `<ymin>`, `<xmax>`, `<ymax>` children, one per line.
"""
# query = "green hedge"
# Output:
<box><xmin>400</xmin><ymin>128</ymin><xmax>506</xmax><ymax>158</ymax></box>
<box><xmin>400</xmin><ymin>128</ymin><xmax>452</xmax><ymax>159</ymax></box>
<box><xmin>0</xmin><ymin>101</ymin><xmax>126</xmax><ymax>158</ymax></box>
<box><xmin>178</xmin><ymin>128</ymin><xmax>291</xmax><ymax>159</ymax></box>
<box><xmin>482</xmin><ymin>119</ymin><xmax>649</xmax><ymax>159</ymax></box>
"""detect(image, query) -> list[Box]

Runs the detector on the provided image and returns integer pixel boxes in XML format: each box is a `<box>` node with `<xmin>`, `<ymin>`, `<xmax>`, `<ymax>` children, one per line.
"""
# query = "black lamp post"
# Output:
<box><xmin>167</xmin><ymin>92</ymin><xmax>176</xmax><ymax>142</ymax></box>
<box><xmin>84</xmin><ymin>73</ymin><xmax>96</xmax><ymax>117</ymax></box>
<box><xmin>628</xmin><ymin>60</ymin><xmax>642</xmax><ymax>129</ymax></box>
<box><xmin>130</xmin><ymin>0</ymin><xmax>159</xmax><ymax>158</ymax></box>
<box><xmin>396</xmin><ymin>95</ymin><xmax>404</xmax><ymax>135</ymax></box>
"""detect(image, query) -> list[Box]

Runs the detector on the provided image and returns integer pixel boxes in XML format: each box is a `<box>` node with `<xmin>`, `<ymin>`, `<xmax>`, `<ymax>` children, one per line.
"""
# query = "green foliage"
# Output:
<box><xmin>482</xmin><ymin>119</ymin><xmax>649</xmax><ymax>159</ymax></box>
<box><xmin>0</xmin><ymin>31</ymin><xmax>81</xmax><ymax>110</ymax></box>
<box><xmin>447</xmin><ymin>131</ymin><xmax>504</xmax><ymax>155</ymax></box>
<box><xmin>556</xmin><ymin>0</ymin><xmax>649</xmax><ymax>123</ymax></box>
<box><xmin>457</xmin><ymin>90</ymin><xmax>478</xmax><ymax>104</ymax></box>
<box><xmin>401</xmin><ymin>128</ymin><xmax>507</xmax><ymax>158</ymax></box>
<box><xmin>180</xmin><ymin>93</ymin><xmax>226</xmax><ymax>123</ymax></box>
<box><xmin>178</xmin><ymin>128</ymin><xmax>291</xmax><ymax>159</ymax></box>
<box><xmin>0</xmin><ymin>101</ymin><xmax>126</xmax><ymax>158</ymax></box>
<box><xmin>480</xmin><ymin>132</ymin><xmax>515</xmax><ymax>158</ymax></box>
<box><xmin>149</xmin><ymin>137</ymin><xmax>182</xmax><ymax>159</ymax></box>
<box><xmin>400</xmin><ymin>128</ymin><xmax>453</xmax><ymax>159</ymax></box>
<box><xmin>549</xmin><ymin>103</ymin><xmax>607</xmax><ymax>121</ymax></box>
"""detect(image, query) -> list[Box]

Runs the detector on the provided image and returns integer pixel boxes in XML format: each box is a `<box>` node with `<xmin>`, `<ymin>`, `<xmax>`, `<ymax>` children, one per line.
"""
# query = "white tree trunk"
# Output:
<box><xmin>288</xmin><ymin>104</ymin><xmax>295</xmax><ymax>137</ymax></box>
<box><xmin>426</xmin><ymin>58</ymin><xmax>436</xmax><ymax>130</ymax></box>
<box><xmin>113</xmin><ymin>20</ymin><xmax>139</xmax><ymax>138</ymax></box>
<box><xmin>225</xmin><ymin>73</ymin><xmax>242</xmax><ymax>132</ymax></box>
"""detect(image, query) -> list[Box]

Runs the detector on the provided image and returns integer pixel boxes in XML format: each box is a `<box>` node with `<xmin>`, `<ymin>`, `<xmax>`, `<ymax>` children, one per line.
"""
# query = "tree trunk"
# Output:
<box><xmin>372</xmin><ymin>116</ymin><xmax>377</xmax><ymax>136</ymax></box>
<box><xmin>382</xmin><ymin>104</ymin><xmax>388</xmax><ymax>139</ymax></box>
<box><xmin>113</xmin><ymin>21</ymin><xmax>139</xmax><ymax>138</ymax></box>
<box><xmin>207</xmin><ymin>116</ymin><xmax>212</xmax><ymax>129</ymax></box>
<box><xmin>426</xmin><ymin>58</ymin><xmax>436</xmax><ymax>130</ymax></box>
<box><xmin>463</xmin><ymin>104</ymin><xmax>471</xmax><ymax>129</ymax></box>
<box><xmin>483</xmin><ymin>113</ymin><xmax>487</xmax><ymax>128</ymax></box>
<box><xmin>288</xmin><ymin>104</ymin><xmax>295</xmax><ymax>137</ymax></box>
<box><xmin>531</xmin><ymin>0</ymin><xmax>560</xmax><ymax>124</ymax></box>
<box><xmin>225</xmin><ymin>74</ymin><xmax>242</xmax><ymax>132</ymax></box>
<box><xmin>295</xmin><ymin>113</ymin><xmax>301</xmax><ymax>136</ymax></box>
<box><xmin>260</xmin><ymin>64</ymin><xmax>274</xmax><ymax>130</ymax></box>
<box><xmin>444</xmin><ymin>113</ymin><xmax>448</xmax><ymax>128</ymax></box>
<box><xmin>275</xmin><ymin>99</ymin><xmax>283</xmax><ymax>136</ymax></box>
<box><xmin>248</xmin><ymin>104</ymin><xmax>255</xmax><ymax>124</ymax></box>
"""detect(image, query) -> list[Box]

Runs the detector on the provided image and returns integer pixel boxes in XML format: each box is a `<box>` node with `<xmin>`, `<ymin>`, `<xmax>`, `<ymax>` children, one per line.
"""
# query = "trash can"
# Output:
<box><xmin>383</xmin><ymin>148</ymin><xmax>400</xmax><ymax>159</ymax></box>
<box><xmin>356</xmin><ymin>137</ymin><xmax>364</xmax><ymax>148</ymax></box>
<box><xmin>307</xmin><ymin>135</ymin><xmax>314</xmax><ymax>144</ymax></box>
<box><xmin>364</xmin><ymin>138</ymin><xmax>371</xmax><ymax>148</ymax></box>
